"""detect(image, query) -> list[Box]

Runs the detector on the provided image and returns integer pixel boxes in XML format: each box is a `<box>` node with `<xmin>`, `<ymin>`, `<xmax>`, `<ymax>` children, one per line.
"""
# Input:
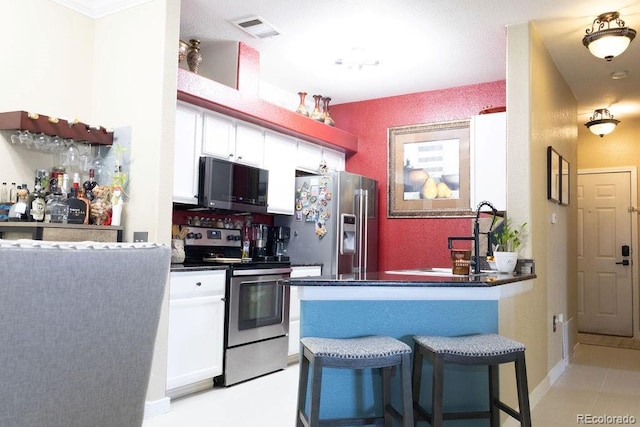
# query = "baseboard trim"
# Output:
<box><xmin>144</xmin><ymin>396</ymin><xmax>171</xmax><ymax>420</ymax></box>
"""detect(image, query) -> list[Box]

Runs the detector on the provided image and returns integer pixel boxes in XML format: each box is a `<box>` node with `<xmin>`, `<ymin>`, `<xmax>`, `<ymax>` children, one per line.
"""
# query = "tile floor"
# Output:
<box><xmin>144</xmin><ymin>342</ymin><xmax>640</xmax><ymax>427</ymax></box>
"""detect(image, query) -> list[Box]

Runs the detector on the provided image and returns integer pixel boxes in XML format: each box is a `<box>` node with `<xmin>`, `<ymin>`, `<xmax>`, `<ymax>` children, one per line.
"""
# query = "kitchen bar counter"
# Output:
<box><xmin>286</xmin><ymin>269</ymin><xmax>535</xmax><ymax>301</ymax></box>
<box><xmin>288</xmin><ymin>270</ymin><xmax>536</xmax><ymax>420</ymax></box>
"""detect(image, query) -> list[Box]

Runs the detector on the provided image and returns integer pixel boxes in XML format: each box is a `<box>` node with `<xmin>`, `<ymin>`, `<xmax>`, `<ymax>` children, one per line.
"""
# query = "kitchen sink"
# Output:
<box><xmin>384</xmin><ymin>267</ymin><xmax>493</xmax><ymax>277</ymax></box>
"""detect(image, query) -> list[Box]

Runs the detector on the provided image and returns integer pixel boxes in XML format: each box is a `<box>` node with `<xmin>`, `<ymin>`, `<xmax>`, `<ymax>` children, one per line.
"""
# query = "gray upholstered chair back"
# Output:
<box><xmin>0</xmin><ymin>240</ymin><xmax>171</xmax><ymax>427</ymax></box>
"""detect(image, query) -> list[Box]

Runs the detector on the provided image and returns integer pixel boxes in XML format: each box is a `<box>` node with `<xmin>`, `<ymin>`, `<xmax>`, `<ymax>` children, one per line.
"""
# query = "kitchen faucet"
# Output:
<box><xmin>447</xmin><ymin>201</ymin><xmax>498</xmax><ymax>274</ymax></box>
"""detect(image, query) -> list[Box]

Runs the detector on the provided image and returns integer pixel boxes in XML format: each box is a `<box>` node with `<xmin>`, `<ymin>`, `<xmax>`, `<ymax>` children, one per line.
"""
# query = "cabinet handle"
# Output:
<box><xmin>221</xmin><ymin>297</ymin><xmax>226</xmax><ymax>302</ymax></box>
<box><xmin>195</xmin><ymin>281</ymin><xmax>202</xmax><ymax>286</ymax></box>
<box><xmin>236</xmin><ymin>155</ymin><xmax>242</xmax><ymax>160</ymax></box>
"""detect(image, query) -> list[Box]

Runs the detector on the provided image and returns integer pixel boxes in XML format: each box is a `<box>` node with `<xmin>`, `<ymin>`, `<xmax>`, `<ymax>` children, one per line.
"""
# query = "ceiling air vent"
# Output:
<box><xmin>232</xmin><ymin>16</ymin><xmax>280</xmax><ymax>39</ymax></box>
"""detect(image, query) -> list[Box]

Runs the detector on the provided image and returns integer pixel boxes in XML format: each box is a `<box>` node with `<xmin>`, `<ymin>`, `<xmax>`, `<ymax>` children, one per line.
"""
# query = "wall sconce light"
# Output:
<box><xmin>583</xmin><ymin>12</ymin><xmax>636</xmax><ymax>61</ymax></box>
<box><xmin>585</xmin><ymin>108</ymin><xmax>620</xmax><ymax>137</ymax></box>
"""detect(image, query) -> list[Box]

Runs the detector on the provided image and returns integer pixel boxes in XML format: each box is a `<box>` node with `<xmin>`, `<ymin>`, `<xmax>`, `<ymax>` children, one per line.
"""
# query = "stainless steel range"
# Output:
<box><xmin>184</xmin><ymin>226</ymin><xmax>291</xmax><ymax>386</ymax></box>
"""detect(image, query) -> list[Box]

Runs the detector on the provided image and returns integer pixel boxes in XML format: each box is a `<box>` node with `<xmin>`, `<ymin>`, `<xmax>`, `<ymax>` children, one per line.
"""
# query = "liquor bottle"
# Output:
<box><xmin>65</xmin><ymin>183</ymin><xmax>89</xmax><ymax>224</ymax></box>
<box><xmin>0</xmin><ymin>182</ymin><xmax>8</xmax><ymax>203</ymax></box>
<box><xmin>82</xmin><ymin>168</ymin><xmax>97</xmax><ymax>201</ymax></box>
<box><xmin>9</xmin><ymin>182</ymin><xmax>17</xmax><ymax>203</ymax></box>
<box><xmin>60</xmin><ymin>174</ymin><xmax>69</xmax><ymax>199</ymax></box>
<box><xmin>45</xmin><ymin>192</ymin><xmax>69</xmax><ymax>223</ymax></box>
<box><xmin>30</xmin><ymin>178</ymin><xmax>46</xmax><ymax>222</ymax></box>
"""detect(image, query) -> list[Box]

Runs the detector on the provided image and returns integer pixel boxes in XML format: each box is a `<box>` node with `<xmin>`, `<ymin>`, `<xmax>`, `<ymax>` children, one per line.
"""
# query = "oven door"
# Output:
<box><xmin>227</xmin><ymin>268</ymin><xmax>291</xmax><ymax>348</ymax></box>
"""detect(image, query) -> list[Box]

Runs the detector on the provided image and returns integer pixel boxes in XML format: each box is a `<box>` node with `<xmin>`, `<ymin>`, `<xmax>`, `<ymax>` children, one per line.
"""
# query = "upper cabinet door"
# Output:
<box><xmin>264</xmin><ymin>132</ymin><xmax>296</xmax><ymax>215</ymax></box>
<box><xmin>322</xmin><ymin>147</ymin><xmax>345</xmax><ymax>172</ymax></box>
<box><xmin>296</xmin><ymin>140</ymin><xmax>323</xmax><ymax>173</ymax></box>
<box><xmin>235</xmin><ymin>123</ymin><xmax>265</xmax><ymax>167</ymax></box>
<box><xmin>173</xmin><ymin>102</ymin><xmax>202</xmax><ymax>204</ymax></box>
<box><xmin>202</xmin><ymin>111</ymin><xmax>235</xmax><ymax>160</ymax></box>
<box><xmin>470</xmin><ymin>112</ymin><xmax>506</xmax><ymax>211</ymax></box>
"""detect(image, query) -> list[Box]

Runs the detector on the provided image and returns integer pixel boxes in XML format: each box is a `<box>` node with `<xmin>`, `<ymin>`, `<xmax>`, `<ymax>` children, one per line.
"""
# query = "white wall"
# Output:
<box><xmin>0</xmin><ymin>0</ymin><xmax>96</xmax><ymax>186</ymax></box>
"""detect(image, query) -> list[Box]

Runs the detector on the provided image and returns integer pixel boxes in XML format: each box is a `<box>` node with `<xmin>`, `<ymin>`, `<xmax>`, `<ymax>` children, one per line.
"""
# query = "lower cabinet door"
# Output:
<box><xmin>167</xmin><ymin>295</ymin><xmax>224</xmax><ymax>391</ymax></box>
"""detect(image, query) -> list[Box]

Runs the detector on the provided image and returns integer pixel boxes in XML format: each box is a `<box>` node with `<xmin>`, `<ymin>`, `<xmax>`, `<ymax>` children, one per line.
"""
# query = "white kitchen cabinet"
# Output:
<box><xmin>296</xmin><ymin>139</ymin><xmax>324</xmax><ymax>172</ymax></box>
<box><xmin>202</xmin><ymin>111</ymin><xmax>235</xmax><ymax>161</ymax></box>
<box><xmin>322</xmin><ymin>146</ymin><xmax>345</xmax><ymax>172</ymax></box>
<box><xmin>470</xmin><ymin>112</ymin><xmax>507</xmax><ymax>211</ymax></box>
<box><xmin>173</xmin><ymin>102</ymin><xmax>203</xmax><ymax>204</ymax></box>
<box><xmin>202</xmin><ymin>112</ymin><xmax>265</xmax><ymax>167</ymax></box>
<box><xmin>288</xmin><ymin>265</ymin><xmax>322</xmax><ymax>356</ymax></box>
<box><xmin>167</xmin><ymin>269</ymin><xmax>226</xmax><ymax>397</ymax></box>
<box><xmin>296</xmin><ymin>139</ymin><xmax>345</xmax><ymax>174</ymax></box>
<box><xmin>264</xmin><ymin>132</ymin><xmax>297</xmax><ymax>215</ymax></box>
<box><xmin>234</xmin><ymin>122</ymin><xmax>265</xmax><ymax>167</ymax></box>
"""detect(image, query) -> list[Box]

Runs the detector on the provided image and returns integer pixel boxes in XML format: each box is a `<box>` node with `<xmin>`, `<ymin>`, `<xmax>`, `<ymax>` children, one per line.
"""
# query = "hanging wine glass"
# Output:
<box><xmin>62</xmin><ymin>139</ymin><xmax>80</xmax><ymax>174</ymax></box>
<box><xmin>92</xmin><ymin>145</ymin><xmax>106</xmax><ymax>185</ymax></box>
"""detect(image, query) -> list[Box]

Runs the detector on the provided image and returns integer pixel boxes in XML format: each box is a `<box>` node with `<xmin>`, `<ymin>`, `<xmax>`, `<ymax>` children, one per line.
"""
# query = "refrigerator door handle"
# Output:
<box><xmin>355</xmin><ymin>189</ymin><xmax>368</xmax><ymax>273</ymax></box>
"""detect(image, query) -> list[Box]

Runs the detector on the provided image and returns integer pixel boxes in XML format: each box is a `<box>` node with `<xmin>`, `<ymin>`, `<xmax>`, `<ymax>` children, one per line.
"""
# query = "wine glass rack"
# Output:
<box><xmin>0</xmin><ymin>111</ymin><xmax>113</xmax><ymax>145</ymax></box>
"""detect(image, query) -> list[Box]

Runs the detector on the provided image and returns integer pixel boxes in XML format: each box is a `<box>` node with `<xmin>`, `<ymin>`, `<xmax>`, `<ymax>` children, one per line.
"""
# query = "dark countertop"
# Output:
<box><xmin>285</xmin><ymin>269</ymin><xmax>536</xmax><ymax>288</ymax></box>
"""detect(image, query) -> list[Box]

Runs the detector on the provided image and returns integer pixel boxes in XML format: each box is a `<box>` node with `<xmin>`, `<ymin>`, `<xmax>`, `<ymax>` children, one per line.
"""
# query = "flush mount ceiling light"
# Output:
<box><xmin>335</xmin><ymin>48</ymin><xmax>380</xmax><ymax>70</ymax></box>
<box><xmin>584</xmin><ymin>108</ymin><xmax>620</xmax><ymax>137</ymax></box>
<box><xmin>582</xmin><ymin>11</ymin><xmax>636</xmax><ymax>61</ymax></box>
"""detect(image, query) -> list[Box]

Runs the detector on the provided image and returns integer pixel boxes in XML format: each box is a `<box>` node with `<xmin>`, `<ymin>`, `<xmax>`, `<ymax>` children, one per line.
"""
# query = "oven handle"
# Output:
<box><xmin>232</xmin><ymin>267</ymin><xmax>292</xmax><ymax>276</ymax></box>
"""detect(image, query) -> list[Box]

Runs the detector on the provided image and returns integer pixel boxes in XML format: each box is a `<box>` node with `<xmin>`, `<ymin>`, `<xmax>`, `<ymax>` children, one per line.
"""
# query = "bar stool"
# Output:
<box><xmin>297</xmin><ymin>335</ymin><xmax>414</xmax><ymax>427</ymax></box>
<box><xmin>412</xmin><ymin>334</ymin><xmax>531</xmax><ymax>427</ymax></box>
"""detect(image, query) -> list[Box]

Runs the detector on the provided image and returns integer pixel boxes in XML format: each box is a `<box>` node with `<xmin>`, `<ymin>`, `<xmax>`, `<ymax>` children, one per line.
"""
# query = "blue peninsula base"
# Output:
<box><xmin>300</xmin><ymin>299</ymin><xmax>499</xmax><ymax>426</ymax></box>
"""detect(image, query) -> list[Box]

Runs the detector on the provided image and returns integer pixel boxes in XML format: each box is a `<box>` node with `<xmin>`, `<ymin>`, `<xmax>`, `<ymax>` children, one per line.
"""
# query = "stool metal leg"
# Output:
<box><xmin>308</xmin><ymin>361</ymin><xmax>323</xmax><ymax>426</ymax></box>
<box><xmin>515</xmin><ymin>353</ymin><xmax>532</xmax><ymax>427</ymax></box>
<box><xmin>431</xmin><ymin>355</ymin><xmax>444</xmax><ymax>427</ymax></box>
<box><xmin>488</xmin><ymin>364</ymin><xmax>500</xmax><ymax>427</ymax></box>
<box><xmin>297</xmin><ymin>352</ymin><xmax>310</xmax><ymax>427</ymax></box>
<box><xmin>400</xmin><ymin>353</ymin><xmax>414</xmax><ymax>427</ymax></box>
<box><xmin>382</xmin><ymin>366</ymin><xmax>392</xmax><ymax>426</ymax></box>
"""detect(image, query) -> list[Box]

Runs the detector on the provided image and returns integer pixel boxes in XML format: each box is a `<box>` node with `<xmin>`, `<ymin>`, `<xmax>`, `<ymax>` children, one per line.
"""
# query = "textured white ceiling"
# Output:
<box><xmin>180</xmin><ymin>0</ymin><xmax>640</xmax><ymax>123</ymax></box>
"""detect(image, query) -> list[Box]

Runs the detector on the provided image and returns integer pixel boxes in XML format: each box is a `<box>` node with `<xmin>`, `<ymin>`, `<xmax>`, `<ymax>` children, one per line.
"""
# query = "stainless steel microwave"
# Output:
<box><xmin>198</xmin><ymin>157</ymin><xmax>269</xmax><ymax>213</ymax></box>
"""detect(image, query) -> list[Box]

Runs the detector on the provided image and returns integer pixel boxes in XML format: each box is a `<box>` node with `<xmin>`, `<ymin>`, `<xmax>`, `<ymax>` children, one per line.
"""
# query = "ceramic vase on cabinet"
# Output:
<box><xmin>310</xmin><ymin>95</ymin><xmax>324</xmax><ymax>122</ymax></box>
<box><xmin>296</xmin><ymin>92</ymin><xmax>310</xmax><ymax>116</ymax></box>
<box><xmin>322</xmin><ymin>97</ymin><xmax>335</xmax><ymax>126</ymax></box>
<box><xmin>187</xmin><ymin>39</ymin><xmax>203</xmax><ymax>74</ymax></box>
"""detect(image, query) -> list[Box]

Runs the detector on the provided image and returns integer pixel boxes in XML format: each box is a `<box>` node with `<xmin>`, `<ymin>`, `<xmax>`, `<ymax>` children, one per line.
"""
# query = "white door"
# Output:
<box><xmin>577</xmin><ymin>171</ymin><xmax>633</xmax><ymax>336</ymax></box>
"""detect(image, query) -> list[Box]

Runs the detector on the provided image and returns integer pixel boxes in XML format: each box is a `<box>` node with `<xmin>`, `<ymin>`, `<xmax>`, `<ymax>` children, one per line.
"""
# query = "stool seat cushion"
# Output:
<box><xmin>414</xmin><ymin>334</ymin><xmax>525</xmax><ymax>357</ymax></box>
<box><xmin>301</xmin><ymin>336</ymin><xmax>411</xmax><ymax>360</ymax></box>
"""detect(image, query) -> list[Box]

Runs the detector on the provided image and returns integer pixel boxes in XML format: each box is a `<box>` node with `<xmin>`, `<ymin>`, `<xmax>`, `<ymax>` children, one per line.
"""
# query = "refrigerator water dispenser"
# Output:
<box><xmin>340</xmin><ymin>214</ymin><xmax>356</xmax><ymax>255</ymax></box>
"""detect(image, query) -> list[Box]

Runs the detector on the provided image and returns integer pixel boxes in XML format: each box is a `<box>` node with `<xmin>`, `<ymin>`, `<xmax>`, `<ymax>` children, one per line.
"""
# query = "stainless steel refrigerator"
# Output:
<box><xmin>275</xmin><ymin>171</ymin><xmax>378</xmax><ymax>275</ymax></box>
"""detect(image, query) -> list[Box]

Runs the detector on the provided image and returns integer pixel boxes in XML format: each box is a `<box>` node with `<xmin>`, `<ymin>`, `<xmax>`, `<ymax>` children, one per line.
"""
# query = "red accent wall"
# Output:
<box><xmin>331</xmin><ymin>81</ymin><xmax>506</xmax><ymax>271</ymax></box>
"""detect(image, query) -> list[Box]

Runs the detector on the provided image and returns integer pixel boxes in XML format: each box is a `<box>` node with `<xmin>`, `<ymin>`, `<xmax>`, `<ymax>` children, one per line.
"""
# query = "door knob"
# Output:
<box><xmin>616</xmin><ymin>260</ymin><xmax>630</xmax><ymax>266</ymax></box>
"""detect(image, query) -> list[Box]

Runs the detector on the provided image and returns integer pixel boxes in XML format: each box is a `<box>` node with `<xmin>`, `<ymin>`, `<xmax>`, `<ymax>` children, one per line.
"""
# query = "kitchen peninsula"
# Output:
<box><xmin>287</xmin><ymin>270</ymin><xmax>535</xmax><ymax>420</ymax></box>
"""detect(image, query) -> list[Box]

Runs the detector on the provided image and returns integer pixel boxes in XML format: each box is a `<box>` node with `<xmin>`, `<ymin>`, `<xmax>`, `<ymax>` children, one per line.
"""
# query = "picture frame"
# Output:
<box><xmin>387</xmin><ymin>119</ymin><xmax>471</xmax><ymax>217</ymax></box>
<box><xmin>547</xmin><ymin>146</ymin><xmax>560</xmax><ymax>203</ymax></box>
<box><xmin>560</xmin><ymin>156</ymin><xmax>570</xmax><ymax>205</ymax></box>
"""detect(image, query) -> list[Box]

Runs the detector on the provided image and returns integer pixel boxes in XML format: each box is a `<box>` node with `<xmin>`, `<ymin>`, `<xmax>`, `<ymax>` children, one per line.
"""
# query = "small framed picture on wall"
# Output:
<box><xmin>547</xmin><ymin>146</ymin><xmax>560</xmax><ymax>203</ymax></box>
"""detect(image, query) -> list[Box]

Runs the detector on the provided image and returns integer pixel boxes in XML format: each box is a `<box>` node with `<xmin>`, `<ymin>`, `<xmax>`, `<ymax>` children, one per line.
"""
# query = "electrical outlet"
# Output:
<box><xmin>553</xmin><ymin>315</ymin><xmax>557</xmax><ymax>332</ymax></box>
<box><xmin>133</xmin><ymin>231</ymin><xmax>148</xmax><ymax>242</ymax></box>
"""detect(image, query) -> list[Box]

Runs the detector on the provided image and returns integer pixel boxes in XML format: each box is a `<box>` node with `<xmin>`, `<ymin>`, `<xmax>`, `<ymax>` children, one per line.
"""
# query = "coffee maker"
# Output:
<box><xmin>251</xmin><ymin>223</ymin><xmax>270</xmax><ymax>260</ymax></box>
<box><xmin>268</xmin><ymin>226</ymin><xmax>290</xmax><ymax>261</ymax></box>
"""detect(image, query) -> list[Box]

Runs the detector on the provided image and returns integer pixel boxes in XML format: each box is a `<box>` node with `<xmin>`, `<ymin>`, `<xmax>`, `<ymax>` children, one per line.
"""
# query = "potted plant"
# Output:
<box><xmin>492</xmin><ymin>218</ymin><xmax>527</xmax><ymax>273</ymax></box>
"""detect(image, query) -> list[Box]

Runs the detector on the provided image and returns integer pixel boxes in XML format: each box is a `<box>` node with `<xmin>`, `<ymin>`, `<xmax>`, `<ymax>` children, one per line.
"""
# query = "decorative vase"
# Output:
<box><xmin>310</xmin><ymin>95</ymin><xmax>324</xmax><ymax>122</ymax></box>
<box><xmin>295</xmin><ymin>92</ymin><xmax>310</xmax><ymax>116</ymax></box>
<box><xmin>322</xmin><ymin>97</ymin><xmax>335</xmax><ymax>126</ymax></box>
<box><xmin>187</xmin><ymin>39</ymin><xmax>203</xmax><ymax>73</ymax></box>
<box><xmin>178</xmin><ymin>40</ymin><xmax>189</xmax><ymax>64</ymax></box>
